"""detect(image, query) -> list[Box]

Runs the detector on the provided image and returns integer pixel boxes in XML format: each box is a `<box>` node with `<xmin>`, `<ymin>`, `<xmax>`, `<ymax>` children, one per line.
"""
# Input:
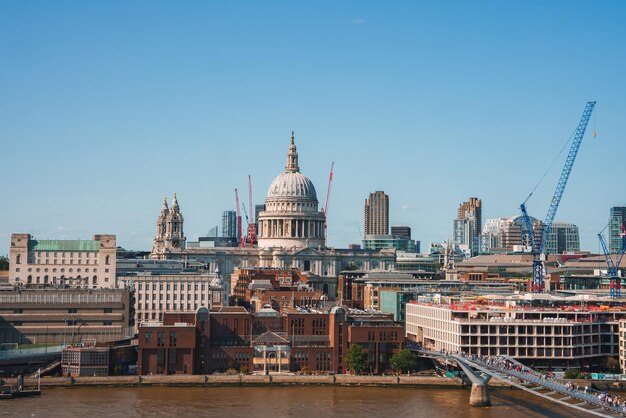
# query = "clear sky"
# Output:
<box><xmin>1</xmin><ymin>1</ymin><xmax>625</xmax><ymax>256</ymax></box>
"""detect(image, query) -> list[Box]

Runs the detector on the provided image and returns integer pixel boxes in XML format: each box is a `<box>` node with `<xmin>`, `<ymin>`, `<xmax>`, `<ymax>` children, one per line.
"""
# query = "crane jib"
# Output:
<box><xmin>520</xmin><ymin>101</ymin><xmax>596</xmax><ymax>293</ymax></box>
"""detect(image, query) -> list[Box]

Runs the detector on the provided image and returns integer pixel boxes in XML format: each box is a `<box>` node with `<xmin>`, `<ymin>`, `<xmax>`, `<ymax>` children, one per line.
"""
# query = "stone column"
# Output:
<box><xmin>469</xmin><ymin>383</ymin><xmax>491</xmax><ymax>407</ymax></box>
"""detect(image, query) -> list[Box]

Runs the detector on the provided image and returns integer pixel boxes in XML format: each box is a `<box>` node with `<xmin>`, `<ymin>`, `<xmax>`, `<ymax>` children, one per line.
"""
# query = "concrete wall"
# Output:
<box><xmin>5</xmin><ymin>374</ymin><xmax>462</xmax><ymax>388</ymax></box>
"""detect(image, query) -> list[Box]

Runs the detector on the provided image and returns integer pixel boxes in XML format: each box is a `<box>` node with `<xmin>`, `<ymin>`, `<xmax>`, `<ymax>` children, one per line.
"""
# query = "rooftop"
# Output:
<box><xmin>28</xmin><ymin>239</ymin><xmax>100</xmax><ymax>252</ymax></box>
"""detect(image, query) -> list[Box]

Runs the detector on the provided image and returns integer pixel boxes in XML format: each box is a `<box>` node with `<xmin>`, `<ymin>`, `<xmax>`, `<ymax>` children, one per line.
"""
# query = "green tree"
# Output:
<box><xmin>390</xmin><ymin>349</ymin><xmax>418</xmax><ymax>374</ymax></box>
<box><xmin>346</xmin><ymin>344</ymin><xmax>368</xmax><ymax>374</ymax></box>
<box><xmin>564</xmin><ymin>368</ymin><xmax>581</xmax><ymax>379</ymax></box>
<box><xmin>0</xmin><ymin>256</ymin><xmax>8</xmax><ymax>271</ymax></box>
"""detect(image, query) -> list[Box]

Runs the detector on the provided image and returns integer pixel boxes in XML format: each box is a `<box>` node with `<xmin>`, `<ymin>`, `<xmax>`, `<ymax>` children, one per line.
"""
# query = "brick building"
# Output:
<box><xmin>138</xmin><ymin>305</ymin><xmax>403</xmax><ymax>375</ymax></box>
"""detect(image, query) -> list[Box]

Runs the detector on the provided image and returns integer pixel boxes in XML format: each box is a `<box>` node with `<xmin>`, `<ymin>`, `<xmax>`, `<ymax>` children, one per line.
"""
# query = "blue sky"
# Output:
<box><xmin>1</xmin><ymin>1</ymin><xmax>625</xmax><ymax>255</ymax></box>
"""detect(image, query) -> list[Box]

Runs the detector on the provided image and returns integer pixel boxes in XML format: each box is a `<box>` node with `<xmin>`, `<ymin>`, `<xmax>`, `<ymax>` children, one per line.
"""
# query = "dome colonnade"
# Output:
<box><xmin>257</xmin><ymin>131</ymin><xmax>326</xmax><ymax>249</ymax></box>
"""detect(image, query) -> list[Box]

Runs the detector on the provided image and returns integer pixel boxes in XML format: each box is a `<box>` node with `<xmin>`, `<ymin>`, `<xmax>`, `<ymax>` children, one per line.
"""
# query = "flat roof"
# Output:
<box><xmin>29</xmin><ymin>239</ymin><xmax>100</xmax><ymax>252</ymax></box>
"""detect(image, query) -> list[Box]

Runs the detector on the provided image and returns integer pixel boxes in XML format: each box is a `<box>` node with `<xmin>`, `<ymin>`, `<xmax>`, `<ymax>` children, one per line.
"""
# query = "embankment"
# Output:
<box><xmin>4</xmin><ymin>374</ymin><xmax>471</xmax><ymax>388</ymax></box>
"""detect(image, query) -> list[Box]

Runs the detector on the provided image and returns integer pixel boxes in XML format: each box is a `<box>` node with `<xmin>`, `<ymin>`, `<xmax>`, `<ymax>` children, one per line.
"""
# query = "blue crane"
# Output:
<box><xmin>598</xmin><ymin>226</ymin><xmax>626</xmax><ymax>298</ymax></box>
<box><xmin>520</xmin><ymin>101</ymin><xmax>596</xmax><ymax>293</ymax></box>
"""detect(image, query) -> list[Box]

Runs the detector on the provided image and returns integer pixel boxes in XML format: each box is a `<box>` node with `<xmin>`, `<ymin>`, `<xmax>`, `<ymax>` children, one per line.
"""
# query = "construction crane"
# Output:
<box><xmin>598</xmin><ymin>223</ymin><xmax>626</xmax><ymax>298</ymax></box>
<box><xmin>235</xmin><ymin>188</ymin><xmax>243</xmax><ymax>247</ymax></box>
<box><xmin>248</xmin><ymin>174</ymin><xmax>256</xmax><ymax>244</ymax></box>
<box><xmin>241</xmin><ymin>202</ymin><xmax>251</xmax><ymax>244</ymax></box>
<box><xmin>520</xmin><ymin>101</ymin><xmax>595</xmax><ymax>293</ymax></box>
<box><xmin>323</xmin><ymin>161</ymin><xmax>334</xmax><ymax>244</ymax></box>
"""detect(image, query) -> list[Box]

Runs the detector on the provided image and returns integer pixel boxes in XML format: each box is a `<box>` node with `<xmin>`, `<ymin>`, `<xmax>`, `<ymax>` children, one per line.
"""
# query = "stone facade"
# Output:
<box><xmin>257</xmin><ymin>132</ymin><xmax>326</xmax><ymax>250</ymax></box>
<box><xmin>117</xmin><ymin>273</ymin><xmax>224</xmax><ymax>331</ymax></box>
<box><xmin>149</xmin><ymin>132</ymin><xmax>397</xmax><ymax>298</ymax></box>
<box><xmin>151</xmin><ymin>194</ymin><xmax>186</xmax><ymax>255</ymax></box>
<box><xmin>9</xmin><ymin>233</ymin><xmax>116</xmax><ymax>289</ymax></box>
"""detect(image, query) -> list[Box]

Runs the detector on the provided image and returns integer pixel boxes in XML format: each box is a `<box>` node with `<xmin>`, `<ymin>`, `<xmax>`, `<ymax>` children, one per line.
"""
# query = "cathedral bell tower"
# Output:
<box><xmin>151</xmin><ymin>193</ymin><xmax>186</xmax><ymax>258</ymax></box>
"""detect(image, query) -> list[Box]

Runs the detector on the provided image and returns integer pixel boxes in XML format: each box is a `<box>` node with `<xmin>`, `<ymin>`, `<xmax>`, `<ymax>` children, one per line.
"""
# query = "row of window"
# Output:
<box><xmin>24</xmin><ymin>275</ymin><xmax>107</xmax><ymax>285</ymax></box>
<box><xmin>367</xmin><ymin>331</ymin><xmax>400</xmax><ymax>341</ymax></box>
<box><xmin>141</xmin><ymin>304</ymin><xmax>198</xmax><ymax>317</ymax></box>
<box><xmin>138</xmin><ymin>283</ymin><xmax>205</xmax><ymax>291</ymax></box>
<box><xmin>138</xmin><ymin>293</ymin><xmax>205</xmax><ymax>301</ymax></box>
<box><xmin>22</xmin><ymin>267</ymin><xmax>100</xmax><ymax>273</ymax></box>
<box><xmin>15</xmin><ymin>254</ymin><xmax>110</xmax><ymax>265</ymax></box>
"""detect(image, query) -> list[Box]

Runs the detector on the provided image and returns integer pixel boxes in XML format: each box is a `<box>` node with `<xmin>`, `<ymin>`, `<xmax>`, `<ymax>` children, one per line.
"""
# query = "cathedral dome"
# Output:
<box><xmin>257</xmin><ymin>131</ymin><xmax>326</xmax><ymax>250</ymax></box>
<box><xmin>267</xmin><ymin>171</ymin><xmax>317</xmax><ymax>201</ymax></box>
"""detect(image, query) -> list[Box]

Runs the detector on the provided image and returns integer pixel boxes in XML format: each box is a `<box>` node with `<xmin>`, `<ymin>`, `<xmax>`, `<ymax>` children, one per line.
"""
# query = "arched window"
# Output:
<box><xmin>93</xmin><ymin>276</ymin><xmax>97</xmax><ymax>285</ymax></box>
<box><xmin>105</xmin><ymin>255</ymin><xmax>110</xmax><ymax>265</ymax></box>
<box><xmin>16</xmin><ymin>254</ymin><xmax>21</xmax><ymax>264</ymax></box>
<box><xmin>27</xmin><ymin>275</ymin><xmax>32</xmax><ymax>284</ymax></box>
<box><xmin>44</xmin><ymin>275</ymin><xmax>49</xmax><ymax>285</ymax></box>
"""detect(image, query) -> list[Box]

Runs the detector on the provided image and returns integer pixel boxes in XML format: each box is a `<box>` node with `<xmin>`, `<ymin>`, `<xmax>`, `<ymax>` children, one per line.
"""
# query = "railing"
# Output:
<box><xmin>465</xmin><ymin>355</ymin><xmax>626</xmax><ymax>415</ymax></box>
<box><xmin>0</xmin><ymin>293</ymin><xmax>123</xmax><ymax>304</ymax></box>
<box><xmin>0</xmin><ymin>344</ymin><xmax>66</xmax><ymax>360</ymax></box>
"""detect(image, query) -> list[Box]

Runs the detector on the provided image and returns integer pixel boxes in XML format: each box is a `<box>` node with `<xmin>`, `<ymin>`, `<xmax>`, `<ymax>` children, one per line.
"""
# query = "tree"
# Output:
<box><xmin>390</xmin><ymin>349</ymin><xmax>418</xmax><ymax>374</ymax></box>
<box><xmin>346</xmin><ymin>344</ymin><xmax>368</xmax><ymax>374</ymax></box>
<box><xmin>0</xmin><ymin>256</ymin><xmax>8</xmax><ymax>271</ymax></box>
<box><xmin>564</xmin><ymin>368</ymin><xmax>584</xmax><ymax>379</ymax></box>
<box><xmin>605</xmin><ymin>356</ymin><xmax>620</xmax><ymax>373</ymax></box>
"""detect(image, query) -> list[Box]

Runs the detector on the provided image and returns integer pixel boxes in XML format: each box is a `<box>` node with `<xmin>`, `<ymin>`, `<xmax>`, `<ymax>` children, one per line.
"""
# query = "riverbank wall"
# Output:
<box><xmin>4</xmin><ymin>374</ymin><xmax>474</xmax><ymax>388</ymax></box>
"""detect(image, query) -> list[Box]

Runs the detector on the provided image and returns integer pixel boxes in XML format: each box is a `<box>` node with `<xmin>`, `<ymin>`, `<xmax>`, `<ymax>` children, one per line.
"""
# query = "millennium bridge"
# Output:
<box><xmin>411</xmin><ymin>346</ymin><xmax>625</xmax><ymax>417</ymax></box>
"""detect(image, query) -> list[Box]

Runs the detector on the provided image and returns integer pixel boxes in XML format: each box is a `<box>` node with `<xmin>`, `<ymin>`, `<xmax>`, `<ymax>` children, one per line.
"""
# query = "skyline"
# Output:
<box><xmin>2</xmin><ymin>1</ymin><xmax>626</xmax><ymax>255</ymax></box>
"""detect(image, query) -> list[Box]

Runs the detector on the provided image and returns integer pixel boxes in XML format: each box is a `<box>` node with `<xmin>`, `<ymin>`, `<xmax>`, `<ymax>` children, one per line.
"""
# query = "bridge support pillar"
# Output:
<box><xmin>469</xmin><ymin>383</ymin><xmax>491</xmax><ymax>407</ymax></box>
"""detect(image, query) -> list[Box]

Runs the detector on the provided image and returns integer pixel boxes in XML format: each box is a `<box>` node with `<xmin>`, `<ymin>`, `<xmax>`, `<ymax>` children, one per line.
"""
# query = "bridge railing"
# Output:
<box><xmin>465</xmin><ymin>355</ymin><xmax>625</xmax><ymax>415</ymax></box>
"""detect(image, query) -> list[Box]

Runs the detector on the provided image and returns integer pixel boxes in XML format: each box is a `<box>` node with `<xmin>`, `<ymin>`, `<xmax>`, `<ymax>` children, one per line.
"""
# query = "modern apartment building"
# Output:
<box><xmin>406</xmin><ymin>298</ymin><xmax>624</xmax><ymax>369</ymax></box>
<box><xmin>364</xmin><ymin>191</ymin><xmax>389</xmax><ymax>237</ymax></box>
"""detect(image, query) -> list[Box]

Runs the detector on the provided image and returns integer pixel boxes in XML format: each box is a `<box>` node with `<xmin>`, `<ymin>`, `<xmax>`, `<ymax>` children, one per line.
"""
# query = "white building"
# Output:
<box><xmin>117</xmin><ymin>273</ymin><xmax>224</xmax><ymax>331</ymax></box>
<box><xmin>9</xmin><ymin>233</ymin><xmax>117</xmax><ymax>288</ymax></box>
<box><xmin>406</xmin><ymin>297</ymin><xmax>622</xmax><ymax>369</ymax></box>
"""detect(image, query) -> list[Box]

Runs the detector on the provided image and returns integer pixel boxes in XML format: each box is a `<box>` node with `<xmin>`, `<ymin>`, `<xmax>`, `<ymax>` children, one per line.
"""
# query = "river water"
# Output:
<box><xmin>1</xmin><ymin>386</ymin><xmax>590</xmax><ymax>417</ymax></box>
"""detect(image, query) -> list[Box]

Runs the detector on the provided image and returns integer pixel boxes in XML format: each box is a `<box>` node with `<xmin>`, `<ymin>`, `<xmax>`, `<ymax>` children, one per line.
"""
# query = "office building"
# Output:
<box><xmin>391</xmin><ymin>226</ymin><xmax>411</xmax><ymax>239</ymax></box>
<box><xmin>453</xmin><ymin>198</ymin><xmax>482</xmax><ymax>257</ymax></box>
<box><xmin>544</xmin><ymin>222</ymin><xmax>580</xmax><ymax>255</ymax></box>
<box><xmin>406</xmin><ymin>297</ymin><xmax>624</xmax><ymax>369</ymax></box>
<box><xmin>8</xmin><ymin>234</ymin><xmax>117</xmax><ymax>288</ymax></box>
<box><xmin>363</xmin><ymin>235</ymin><xmax>417</xmax><ymax>253</ymax></box>
<box><xmin>610</xmin><ymin>207</ymin><xmax>626</xmax><ymax>253</ymax></box>
<box><xmin>0</xmin><ymin>288</ymin><xmax>133</xmax><ymax>345</ymax></box>
<box><xmin>116</xmin><ymin>273</ymin><xmax>224</xmax><ymax>331</ymax></box>
<box><xmin>207</xmin><ymin>226</ymin><xmax>219</xmax><ymax>237</ymax></box>
<box><xmin>364</xmin><ymin>191</ymin><xmax>389</xmax><ymax>237</ymax></box>
<box><xmin>222</xmin><ymin>210</ymin><xmax>238</xmax><ymax>239</ymax></box>
<box><xmin>138</xmin><ymin>305</ymin><xmax>402</xmax><ymax>375</ymax></box>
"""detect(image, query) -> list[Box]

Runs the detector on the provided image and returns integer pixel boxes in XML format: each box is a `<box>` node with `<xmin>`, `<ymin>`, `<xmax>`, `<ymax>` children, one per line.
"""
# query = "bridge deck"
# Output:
<box><xmin>413</xmin><ymin>348</ymin><xmax>624</xmax><ymax>418</ymax></box>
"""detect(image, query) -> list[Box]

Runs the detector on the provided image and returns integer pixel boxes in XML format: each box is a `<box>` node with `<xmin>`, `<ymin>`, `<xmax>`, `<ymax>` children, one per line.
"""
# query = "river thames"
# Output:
<box><xmin>0</xmin><ymin>386</ymin><xmax>591</xmax><ymax>417</ymax></box>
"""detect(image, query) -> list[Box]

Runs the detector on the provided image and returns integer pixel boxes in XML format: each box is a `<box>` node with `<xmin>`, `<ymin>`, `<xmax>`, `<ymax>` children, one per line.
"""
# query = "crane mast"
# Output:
<box><xmin>248</xmin><ymin>174</ymin><xmax>256</xmax><ymax>244</ymax></box>
<box><xmin>521</xmin><ymin>101</ymin><xmax>595</xmax><ymax>293</ymax></box>
<box><xmin>323</xmin><ymin>161</ymin><xmax>334</xmax><ymax>245</ymax></box>
<box><xmin>235</xmin><ymin>188</ymin><xmax>243</xmax><ymax>247</ymax></box>
<box><xmin>598</xmin><ymin>225</ymin><xmax>626</xmax><ymax>298</ymax></box>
